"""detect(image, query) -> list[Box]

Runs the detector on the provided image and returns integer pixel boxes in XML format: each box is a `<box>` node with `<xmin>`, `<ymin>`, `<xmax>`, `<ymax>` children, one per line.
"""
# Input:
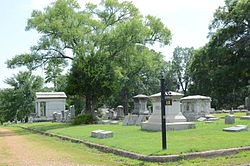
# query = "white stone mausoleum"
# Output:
<box><xmin>35</xmin><ymin>92</ymin><xmax>67</xmax><ymax>120</ymax></box>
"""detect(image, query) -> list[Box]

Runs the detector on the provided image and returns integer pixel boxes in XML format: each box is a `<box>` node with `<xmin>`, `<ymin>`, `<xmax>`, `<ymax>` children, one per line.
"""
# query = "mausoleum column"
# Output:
<box><xmin>37</xmin><ymin>102</ymin><xmax>41</xmax><ymax>117</ymax></box>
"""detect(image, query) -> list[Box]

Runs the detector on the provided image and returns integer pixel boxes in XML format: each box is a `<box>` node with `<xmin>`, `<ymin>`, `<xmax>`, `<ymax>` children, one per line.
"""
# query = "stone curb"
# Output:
<box><xmin>19</xmin><ymin>126</ymin><xmax>250</xmax><ymax>162</ymax></box>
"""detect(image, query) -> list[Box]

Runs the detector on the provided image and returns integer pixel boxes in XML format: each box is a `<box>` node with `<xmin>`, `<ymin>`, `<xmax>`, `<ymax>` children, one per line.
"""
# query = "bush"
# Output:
<box><xmin>72</xmin><ymin>114</ymin><xmax>96</xmax><ymax>125</ymax></box>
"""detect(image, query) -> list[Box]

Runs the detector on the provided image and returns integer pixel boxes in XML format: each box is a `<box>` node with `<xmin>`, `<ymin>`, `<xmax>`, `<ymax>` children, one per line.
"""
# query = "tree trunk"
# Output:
<box><xmin>85</xmin><ymin>94</ymin><xmax>96</xmax><ymax>116</ymax></box>
<box><xmin>123</xmin><ymin>88</ymin><xmax>129</xmax><ymax>115</ymax></box>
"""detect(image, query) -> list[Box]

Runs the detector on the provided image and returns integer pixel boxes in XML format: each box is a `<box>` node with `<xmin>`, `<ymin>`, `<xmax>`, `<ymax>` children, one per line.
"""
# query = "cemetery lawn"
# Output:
<box><xmin>212</xmin><ymin>112</ymin><xmax>246</xmax><ymax>118</ymax></box>
<box><xmin>17</xmin><ymin>118</ymin><xmax>250</xmax><ymax>156</ymax></box>
<box><xmin>2</xmin><ymin>126</ymin><xmax>250</xmax><ymax>166</ymax></box>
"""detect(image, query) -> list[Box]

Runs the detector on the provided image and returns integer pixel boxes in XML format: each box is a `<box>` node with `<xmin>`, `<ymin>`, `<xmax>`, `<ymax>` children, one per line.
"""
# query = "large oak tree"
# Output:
<box><xmin>7</xmin><ymin>0</ymin><xmax>171</xmax><ymax>114</ymax></box>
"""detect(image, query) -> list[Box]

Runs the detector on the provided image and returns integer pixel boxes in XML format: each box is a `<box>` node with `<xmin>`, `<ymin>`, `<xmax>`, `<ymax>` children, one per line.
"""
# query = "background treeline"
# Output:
<box><xmin>0</xmin><ymin>0</ymin><xmax>249</xmax><ymax>123</ymax></box>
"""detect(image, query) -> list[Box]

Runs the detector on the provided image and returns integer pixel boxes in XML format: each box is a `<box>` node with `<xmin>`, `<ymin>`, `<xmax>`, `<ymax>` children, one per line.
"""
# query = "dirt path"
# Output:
<box><xmin>0</xmin><ymin>128</ymin><xmax>91</xmax><ymax>166</ymax></box>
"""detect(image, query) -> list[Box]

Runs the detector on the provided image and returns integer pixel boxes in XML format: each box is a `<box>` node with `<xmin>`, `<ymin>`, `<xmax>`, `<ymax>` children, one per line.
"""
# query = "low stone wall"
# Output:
<box><xmin>19</xmin><ymin>126</ymin><xmax>250</xmax><ymax>162</ymax></box>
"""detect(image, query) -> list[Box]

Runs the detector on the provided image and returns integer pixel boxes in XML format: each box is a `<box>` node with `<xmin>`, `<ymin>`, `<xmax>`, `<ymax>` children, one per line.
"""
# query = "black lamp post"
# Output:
<box><xmin>160</xmin><ymin>75</ymin><xmax>167</xmax><ymax>150</ymax></box>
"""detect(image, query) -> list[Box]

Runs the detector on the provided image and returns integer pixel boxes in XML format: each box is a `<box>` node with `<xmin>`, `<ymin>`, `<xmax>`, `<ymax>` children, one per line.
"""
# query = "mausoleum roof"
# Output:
<box><xmin>35</xmin><ymin>92</ymin><xmax>67</xmax><ymax>99</ymax></box>
<box><xmin>181</xmin><ymin>95</ymin><xmax>211</xmax><ymax>100</ymax></box>
<box><xmin>150</xmin><ymin>91</ymin><xmax>184</xmax><ymax>98</ymax></box>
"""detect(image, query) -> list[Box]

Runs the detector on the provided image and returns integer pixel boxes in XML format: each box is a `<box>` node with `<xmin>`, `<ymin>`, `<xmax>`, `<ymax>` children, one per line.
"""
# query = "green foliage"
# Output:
<box><xmin>6</xmin><ymin>0</ymin><xmax>172</xmax><ymax>114</ymax></box>
<box><xmin>0</xmin><ymin>71</ymin><xmax>43</xmax><ymax>122</ymax></box>
<box><xmin>172</xmin><ymin>46</ymin><xmax>194</xmax><ymax>95</ymax></box>
<box><xmin>189</xmin><ymin>0</ymin><xmax>250</xmax><ymax>108</ymax></box>
<box><xmin>72</xmin><ymin>114</ymin><xmax>96</xmax><ymax>125</ymax></box>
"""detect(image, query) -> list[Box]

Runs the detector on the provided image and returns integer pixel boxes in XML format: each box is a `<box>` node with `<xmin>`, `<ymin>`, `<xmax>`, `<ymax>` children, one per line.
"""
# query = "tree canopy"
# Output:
<box><xmin>189</xmin><ymin>0</ymin><xmax>250</xmax><ymax>108</ymax></box>
<box><xmin>7</xmin><ymin>0</ymin><xmax>172</xmax><ymax>114</ymax></box>
<box><xmin>0</xmin><ymin>72</ymin><xmax>43</xmax><ymax>122</ymax></box>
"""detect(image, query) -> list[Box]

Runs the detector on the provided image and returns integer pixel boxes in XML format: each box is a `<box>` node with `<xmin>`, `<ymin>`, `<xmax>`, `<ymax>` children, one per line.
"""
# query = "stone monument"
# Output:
<box><xmin>122</xmin><ymin>94</ymin><xmax>149</xmax><ymax>126</ymax></box>
<box><xmin>141</xmin><ymin>91</ymin><xmax>196</xmax><ymax>131</ymax></box>
<box><xmin>225</xmin><ymin>115</ymin><xmax>235</xmax><ymax>124</ymax></box>
<box><xmin>181</xmin><ymin>95</ymin><xmax>211</xmax><ymax>121</ymax></box>
<box><xmin>132</xmin><ymin>94</ymin><xmax>149</xmax><ymax>115</ymax></box>
<box><xmin>69</xmin><ymin>105</ymin><xmax>75</xmax><ymax>119</ymax></box>
<box><xmin>116</xmin><ymin>105</ymin><xmax>125</xmax><ymax>119</ymax></box>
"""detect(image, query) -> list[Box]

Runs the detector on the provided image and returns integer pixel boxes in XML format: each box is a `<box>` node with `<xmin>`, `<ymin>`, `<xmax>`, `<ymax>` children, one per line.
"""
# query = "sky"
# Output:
<box><xmin>0</xmin><ymin>0</ymin><xmax>225</xmax><ymax>89</ymax></box>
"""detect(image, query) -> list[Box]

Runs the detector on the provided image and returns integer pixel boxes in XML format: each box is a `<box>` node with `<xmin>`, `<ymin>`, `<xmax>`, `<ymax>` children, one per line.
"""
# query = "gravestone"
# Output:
<box><xmin>53</xmin><ymin>112</ymin><xmax>57</xmax><ymax>122</ymax></box>
<box><xmin>223</xmin><ymin>125</ymin><xmax>248</xmax><ymax>132</ymax></box>
<box><xmin>205</xmin><ymin>114</ymin><xmax>220</xmax><ymax>121</ymax></box>
<box><xmin>91</xmin><ymin>130</ymin><xmax>105</xmax><ymax>137</ymax></box>
<box><xmin>69</xmin><ymin>105</ymin><xmax>75</xmax><ymax>119</ymax></box>
<box><xmin>61</xmin><ymin>110</ymin><xmax>65</xmax><ymax>121</ymax></box>
<box><xmin>225</xmin><ymin>115</ymin><xmax>235</xmax><ymax>124</ymax></box>
<box><xmin>245</xmin><ymin>97</ymin><xmax>250</xmax><ymax>110</ymax></box>
<box><xmin>110</xmin><ymin>121</ymin><xmax>119</xmax><ymax>125</ymax></box>
<box><xmin>116</xmin><ymin>105</ymin><xmax>125</xmax><ymax>120</ymax></box>
<box><xmin>91</xmin><ymin>130</ymin><xmax>113</xmax><ymax>138</ymax></box>
<box><xmin>240</xmin><ymin>116</ymin><xmax>250</xmax><ymax>120</ymax></box>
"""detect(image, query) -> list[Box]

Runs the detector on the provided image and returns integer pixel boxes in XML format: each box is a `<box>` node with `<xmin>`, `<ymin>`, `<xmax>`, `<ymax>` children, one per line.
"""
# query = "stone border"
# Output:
<box><xmin>20</xmin><ymin>126</ymin><xmax>250</xmax><ymax>162</ymax></box>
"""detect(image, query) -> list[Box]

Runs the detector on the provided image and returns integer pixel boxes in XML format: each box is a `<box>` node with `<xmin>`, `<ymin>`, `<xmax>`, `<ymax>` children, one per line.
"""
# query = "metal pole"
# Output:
<box><xmin>160</xmin><ymin>75</ymin><xmax>167</xmax><ymax>149</ymax></box>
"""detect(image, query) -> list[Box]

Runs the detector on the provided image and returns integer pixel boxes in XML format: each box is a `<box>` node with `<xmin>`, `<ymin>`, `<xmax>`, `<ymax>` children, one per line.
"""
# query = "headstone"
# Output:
<box><xmin>204</xmin><ymin>114</ymin><xmax>220</xmax><ymax>121</ymax></box>
<box><xmin>98</xmin><ymin>131</ymin><xmax>113</xmax><ymax>138</ymax></box>
<box><xmin>91</xmin><ymin>130</ymin><xmax>105</xmax><ymax>137</ymax></box>
<box><xmin>240</xmin><ymin>116</ymin><xmax>250</xmax><ymax>120</ymax></box>
<box><xmin>116</xmin><ymin>105</ymin><xmax>125</xmax><ymax>119</ymax></box>
<box><xmin>225</xmin><ymin>115</ymin><xmax>235</xmax><ymax>124</ymax></box>
<box><xmin>102</xmin><ymin>120</ymin><xmax>111</xmax><ymax>124</ymax></box>
<box><xmin>229</xmin><ymin>108</ymin><xmax>234</xmax><ymax>115</ymax></box>
<box><xmin>110</xmin><ymin>121</ymin><xmax>119</xmax><ymax>125</ymax></box>
<box><xmin>61</xmin><ymin>110</ymin><xmax>65</xmax><ymax>121</ymax></box>
<box><xmin>53</xmin><ymin>112</ymin><xmax>57</xmax><ymax>122</ymax></box>
<box><xmin>245</xmin><ymin>97</ymin><xmax>250</xmax><ymax>110</ymax></box>
<box><xmin>70</xmin><ymin>105</ymin><xmax>75</xmax><ymax>119</ymax></box>
<box><xmin>91</xmin><ymin>130</ymin><xmax>113</xmax><ymax>138</ymax></box>
<box><xmin>197</xmin><ymin>117</ymin><xmax>206</xmax><ymax>121</ymax></box>
<box><xmin>223</xmin><ymin>125</ymin><xmax>248</xmax><ymax>132</ymax></box>
<box><xmin>56</xmin><ymin>113</ymin><xmax>62</xmax><ymax>122</ymax></box>
<box><xmin>28</xmin><ymin>117</ymin><xmax>34</xmax><ymax>123</ymax></box>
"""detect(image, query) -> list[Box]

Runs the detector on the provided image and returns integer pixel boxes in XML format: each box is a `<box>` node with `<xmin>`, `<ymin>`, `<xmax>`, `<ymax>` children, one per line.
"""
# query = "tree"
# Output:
<box><xmin>189</xmin><ymin>0</ymin><xmax>250</xmax><ymax>108</ymax></box>
<box><xmin>7</xmin><ymin>0</ymin><xmax>171</xmax><ymax>114</ymax></box>
<box><xmin>103</xmin><ymin>47</ymin><xmax>167</xmax><ymax>113</ymax></box>
<box><xmin>0</xmin><ymin>72</ymin><xmax>43</xmax><ymax>122</ymax></box>
<box><xmin>44</xmin><ymin>58</ymin><xmax>67</xmax><ymax>90</ymax></box>
<box><xmin>171</xmin><ymin>46</ymin><xmax>194</xmax><ymax>95</ymax></box>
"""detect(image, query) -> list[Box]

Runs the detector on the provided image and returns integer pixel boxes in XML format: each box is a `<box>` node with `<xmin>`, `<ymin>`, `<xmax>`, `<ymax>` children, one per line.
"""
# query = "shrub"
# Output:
<box><xmin>72</xmin><ymin>114</ymin><xmax>96</xmax><ymax>125</ymax></box>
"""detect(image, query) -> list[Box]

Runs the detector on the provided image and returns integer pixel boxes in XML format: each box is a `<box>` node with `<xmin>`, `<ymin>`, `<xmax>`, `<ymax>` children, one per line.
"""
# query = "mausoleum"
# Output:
<box><xmin>35</xmin><ymin>92</ymin><xmax>67</xmax><ymax>120</ymax></box>
<box><xmin>141</xmin><ymin>91</ymin><xmax>195</xmax><ymax>131</ymax></box>
<box><xmin>181</xmin><ymin>95</ymin><xmax>211</xmax><ymax>121</ymax></box>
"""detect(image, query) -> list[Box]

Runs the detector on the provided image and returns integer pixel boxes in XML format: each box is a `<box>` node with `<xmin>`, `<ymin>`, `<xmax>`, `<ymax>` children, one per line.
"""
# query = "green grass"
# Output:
<box><xmin>15</xmin><ymin>118</ymin><xmax>250</xmax><ymax>156</ymax></box>
<box><xmin>212</xmin><ymin>112</ymin><xmax>246</xmax><ymax>118</ymax></box>
<box><xmin>2</xmin><ymin>126</ymin><xmax>250</xmax><ymax>165</ymax></box>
